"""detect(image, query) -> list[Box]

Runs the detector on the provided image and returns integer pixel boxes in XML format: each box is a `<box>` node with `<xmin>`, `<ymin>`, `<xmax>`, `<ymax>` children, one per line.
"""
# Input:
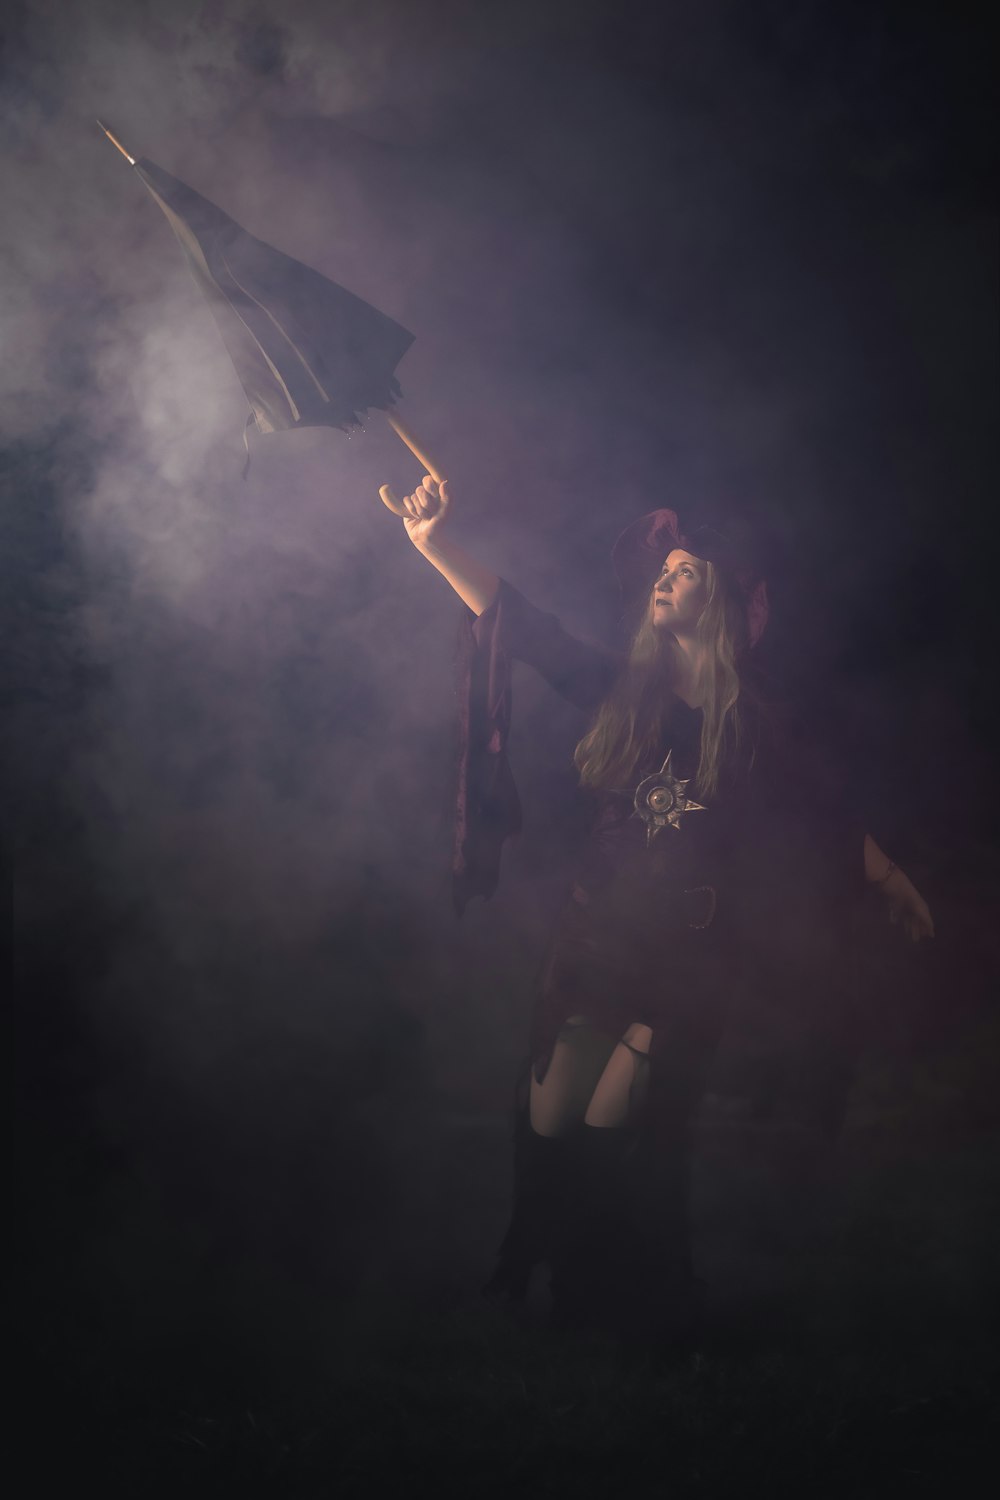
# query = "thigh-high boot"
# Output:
<box><xmin>617</xmin><ymin>1122</ymin><xmax>705</xmax><ymax>1356</ymax></box>
<box><xmin>481</xmin><ymin>1103</ymin><xmax>578</xmax><ymax>1307</ymax></box>
<box><xmin>548</xmin><ymin>1121</ymin><xmax>637</xmax><ymax>1335</ymax></box>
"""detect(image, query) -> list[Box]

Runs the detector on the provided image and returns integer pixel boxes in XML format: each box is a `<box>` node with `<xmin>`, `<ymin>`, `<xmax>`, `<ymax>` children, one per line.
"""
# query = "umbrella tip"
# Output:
<box><xmin>96</xmin><ymin>119</ymin><xmax>136</xmax><ymax>166</ymax></box>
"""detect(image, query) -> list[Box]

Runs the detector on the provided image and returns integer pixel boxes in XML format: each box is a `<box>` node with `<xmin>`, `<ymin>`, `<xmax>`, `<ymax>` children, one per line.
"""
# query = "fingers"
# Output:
<box><xmin>912</xmin><ymin>907</ymin><xmax>933</xmax><ymax>940</ymax></box>
<box><xmin>898</xmin><ymin>902</ymin><xmax>934</xmax><ymax>942</ymax></box>
<box><xmin>385</xmin><ymin>473</ymin><xmax>450</xmax><ymax>526</ymax></box>
<box><xmin>911</xmin><ymin>898</ymin><xmax>934</xmax><ymax>941</ymax></box>
<box><xmin>408</xmin><ymin>481</ymin><xmax>442</xmax><ymax>516</ymax></box>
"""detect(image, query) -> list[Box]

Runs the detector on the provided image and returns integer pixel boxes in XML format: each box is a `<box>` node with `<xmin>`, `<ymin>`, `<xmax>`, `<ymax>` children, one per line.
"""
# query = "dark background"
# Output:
<box><xmin>5</xmin><ymin>0</ymin><xmax>998</xmax><ymax>1490</ymax></box>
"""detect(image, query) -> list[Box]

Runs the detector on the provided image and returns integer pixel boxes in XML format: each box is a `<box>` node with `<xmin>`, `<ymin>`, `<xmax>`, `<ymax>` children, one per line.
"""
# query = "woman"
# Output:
<box><xmin>396</xmin><ymin>472</ymin><xmax>934</xmax><ymax>1347</ymax></box>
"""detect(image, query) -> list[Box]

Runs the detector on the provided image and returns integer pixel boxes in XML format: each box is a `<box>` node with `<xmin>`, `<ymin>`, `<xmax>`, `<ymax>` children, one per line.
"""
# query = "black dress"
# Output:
<box><xmin>455</xmin><ymin>580</ymin><xmax>866</xmax><ymax>1315</ymax></box>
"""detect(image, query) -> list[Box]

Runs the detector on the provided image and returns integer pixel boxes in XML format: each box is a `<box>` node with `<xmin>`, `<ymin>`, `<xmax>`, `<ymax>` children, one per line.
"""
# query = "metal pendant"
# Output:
<box><xmin>632</xmin><ymin>751</ymin><xmax>706</xmax><ymax>846</ymax></box>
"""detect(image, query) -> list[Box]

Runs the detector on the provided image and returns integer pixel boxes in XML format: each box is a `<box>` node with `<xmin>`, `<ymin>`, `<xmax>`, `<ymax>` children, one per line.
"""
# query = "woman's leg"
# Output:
<box><xmin>530</xmin><ymin>1017</ymin><xmax>619</xmax><ymax>1136</ymax></box>
<box><xmin>582</xmin><ymin>1022</ymin><xmax>653</xmax><ymax>1128</ymax></box>
<box><xmin>483</xmin><ymin>1019</ymin><xmax>616</xmax><ymax>1306</ymax></box>
<box><xmin>617</xmin><ymin>1012</ymin><xmax>726</xmax><ymax>1347</ymax></box>
<box><xmin>544</xmin><ymin>1025</ymin><xmax>654</xmax><ymax>1333</ymax></box>
<box><xmin>554</xmin><ymin>1019</ymin><xmax>714</xmax><ymax>1345</ymax></box>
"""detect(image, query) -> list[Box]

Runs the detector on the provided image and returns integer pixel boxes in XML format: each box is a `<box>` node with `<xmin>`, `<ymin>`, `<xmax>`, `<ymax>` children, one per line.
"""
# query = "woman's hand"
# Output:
<box><xmin>400</xmin><ymin>474</ymin><xmax>451</xmax><ymax>552</ymax></box>
<box><xmin>880</xmin><ymin>867</ymin><xmax>935</xmax><ymax>943</ymax></box>
<box><xmin>389</xmin><ymin>475</ymin><xmax>499</xmax><ymax>614</ymax></box>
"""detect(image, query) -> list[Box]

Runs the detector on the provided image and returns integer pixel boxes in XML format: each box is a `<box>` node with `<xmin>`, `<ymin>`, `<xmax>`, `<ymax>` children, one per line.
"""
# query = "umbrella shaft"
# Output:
<box><xmin>385</xmin><ymin>411</ymin><xmax>444</xmax><ymax>485</ymax></box>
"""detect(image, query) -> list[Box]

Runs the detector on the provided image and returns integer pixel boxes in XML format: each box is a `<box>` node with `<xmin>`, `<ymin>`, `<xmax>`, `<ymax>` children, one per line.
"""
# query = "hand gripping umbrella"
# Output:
<box><xmin>97</xmin><ymin>120</ymin><xmax>440</xmax><ymax>508</ymax></box>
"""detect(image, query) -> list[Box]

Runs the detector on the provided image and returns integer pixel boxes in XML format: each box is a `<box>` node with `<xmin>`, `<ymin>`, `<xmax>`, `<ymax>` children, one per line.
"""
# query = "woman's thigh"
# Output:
<box><xmin>583</xmin><ymin>1022</ymin><xmax>653</xmax><ymax>1128</ymax></box>
<box><xmin>529</xmin><ymin>1017</ymin><xmax>618</xmax><ymax>1137</ymax></box>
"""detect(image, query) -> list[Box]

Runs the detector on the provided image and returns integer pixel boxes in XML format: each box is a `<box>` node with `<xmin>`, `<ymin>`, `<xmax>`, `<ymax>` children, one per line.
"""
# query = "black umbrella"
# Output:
<box><xmin>98</xmin><ymin>119</ymin><xmax>442</xmax><ymax>503</ymax></box>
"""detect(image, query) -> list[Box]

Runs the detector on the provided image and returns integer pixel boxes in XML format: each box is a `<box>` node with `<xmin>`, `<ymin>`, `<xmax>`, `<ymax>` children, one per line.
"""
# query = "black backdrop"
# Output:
<box><xmin>6</xmin><ymin>0</ymin><xmax>998</xmax><ymax>1486</ymax></box>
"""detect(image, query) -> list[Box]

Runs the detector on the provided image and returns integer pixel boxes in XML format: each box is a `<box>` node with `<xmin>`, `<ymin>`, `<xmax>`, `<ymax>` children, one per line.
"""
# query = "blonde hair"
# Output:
<box><xmin>574</xmin><ymin>561</ymin><xmax>746</xmax><ymax>801</ymax></box>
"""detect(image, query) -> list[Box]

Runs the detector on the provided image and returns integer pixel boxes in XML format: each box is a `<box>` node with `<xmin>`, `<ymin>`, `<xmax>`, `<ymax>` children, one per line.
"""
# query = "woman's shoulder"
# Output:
<box><xmin>738</xmin><ymin>662</ymin><xmax>798</xmax><ymax>732</ymax></box>
<box><xmin>736</xmin><ymin>664</ymin><xmax>851</xmax><ymax>811</ymax></box>
<box><xmin>731</xmin><ymin>665</ymin><xmax>807</xmax><ymax>785</ymax></box>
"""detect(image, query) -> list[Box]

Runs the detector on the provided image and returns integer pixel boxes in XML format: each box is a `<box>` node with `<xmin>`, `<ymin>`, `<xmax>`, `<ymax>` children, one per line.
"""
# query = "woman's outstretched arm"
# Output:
<box><xmin>863</xmin><ymin>832</ymin><xmax>935</xmax><ymax>942</ymax></box>
<box><xmin>399</xmin><ymin>474</ymin><xmax>499</xmax><ymax>616</ymax></box>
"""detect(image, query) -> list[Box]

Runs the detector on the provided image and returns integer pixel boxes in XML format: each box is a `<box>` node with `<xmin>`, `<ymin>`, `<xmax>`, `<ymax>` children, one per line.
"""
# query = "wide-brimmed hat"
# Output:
<box><xmin>611</xmin><ymin>508</ymin><xmax>770</xmax><ymax>648</ymax></box>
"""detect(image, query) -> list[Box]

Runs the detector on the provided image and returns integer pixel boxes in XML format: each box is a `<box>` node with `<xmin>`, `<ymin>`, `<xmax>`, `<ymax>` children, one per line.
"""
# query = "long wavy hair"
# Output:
<box><xmin>574</xmin><ymin>560</ymin><xmax>749</xmax><ymax>801</ymax></box>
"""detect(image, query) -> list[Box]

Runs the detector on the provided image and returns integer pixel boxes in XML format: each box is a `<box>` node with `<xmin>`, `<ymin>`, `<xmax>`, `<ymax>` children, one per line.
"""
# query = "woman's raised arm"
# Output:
<box><xmin>395</xmin><ymin>474</ymin><xmax>499</xmax><ymax>616</ymax></box>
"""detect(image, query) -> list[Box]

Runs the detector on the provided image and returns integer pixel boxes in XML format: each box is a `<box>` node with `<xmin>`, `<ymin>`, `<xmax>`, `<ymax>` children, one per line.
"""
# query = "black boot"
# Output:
<box><xmin>548</xmin><ymin>1122</ymin><xmax>636</xmax><ymax>1336</ymax></box>
<box><xmin>617</xmin><ymin>1127</ymin><xmax>705</xmax><ymax>1359</ymax></box>
<box><xmin>481</xmin><ymin>1108</ymin><xmax>577</xmax><ymax>1308</ymax></box>
<box><xmin>549</xmin><ymin>1122</ymin><xmax>705</xmax><ymax>1355</ymax></box>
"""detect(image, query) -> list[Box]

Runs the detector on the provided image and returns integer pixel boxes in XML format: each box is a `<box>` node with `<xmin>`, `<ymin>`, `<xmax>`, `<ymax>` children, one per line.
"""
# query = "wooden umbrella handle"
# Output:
<box><xmin>379</xmin><ymin>410</ymin><xmax>445</xmax><ymax>516</ymax></box>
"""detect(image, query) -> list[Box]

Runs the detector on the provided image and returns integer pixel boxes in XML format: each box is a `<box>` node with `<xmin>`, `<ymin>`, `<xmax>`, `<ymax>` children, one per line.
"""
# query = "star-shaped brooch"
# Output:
<box><xmin>630</xmin><ymin>752</ymin><xmax>706</xmax><ymax>846</ymax></box>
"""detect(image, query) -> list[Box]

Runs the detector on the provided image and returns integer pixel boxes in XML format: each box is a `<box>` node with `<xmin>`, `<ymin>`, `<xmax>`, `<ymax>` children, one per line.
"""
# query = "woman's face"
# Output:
<box><xmin>651</xmin><ymin>550</ymin><xmax>709</xmax><ymax>635</ymax></box>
